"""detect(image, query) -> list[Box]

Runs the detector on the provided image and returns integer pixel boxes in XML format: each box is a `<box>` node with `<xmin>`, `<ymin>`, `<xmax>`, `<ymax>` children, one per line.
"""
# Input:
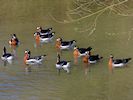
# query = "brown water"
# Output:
<box><xmin>0</xmin><ymin>0</ymin><xmax>133</xmax><ymax>100</ymax></box>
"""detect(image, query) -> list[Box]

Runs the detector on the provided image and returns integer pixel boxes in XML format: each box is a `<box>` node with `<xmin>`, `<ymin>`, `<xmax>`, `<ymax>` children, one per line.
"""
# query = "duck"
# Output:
<box><xmin>39</xmin><ymin>32</ymin><xmax>55</xmax><ymax>43</ymax></box>
<box><xmin>74</xmin><ymin>46</ymin><xmax>92</xmax><ymax>57</ymax></box>
<box><xmin>56</xmin><ymin>38</ymin><xmax>76</xmax><ymax>50</ymax></box>
<box><xmin>9</xmin><ymin>34</ymin><xmax>20</xmax><ymax>46</ymax></box>
<box><xmin>24</xmin><ymin>50</ymin><xmax>46</xmax><ymax>65</ymax></box>
<box><xmin>35</xmin><ymin>27</ymin><xmax>52</xmax><ymax>35</ymax></box>
<box><xmin>1</xmin><ymin>47</ymin><xmax>14</xmax><ymax>62</ymax></box>
<box><xmin>89</xmin><ymin>53</ymin><xmax>103</xmax><ymax>64</ymax></box>
<box><xmin>34</xmin><ymin>32</ymin><xmax>55</xmax><ymax>43</ymax></box>
<box><xmin>109</xmin><ymin>54</ymin><xmax>131</xmax><ymax>68</ymax></box>
<box><xmin>40</xmin><ymin>27</ymin><xmax>52</xmax><ymax>35</ymax></box>
<box><xmin>56</xmin><ymin>53</ymin><xmax>70</xmax><ymax>73</ymax></box>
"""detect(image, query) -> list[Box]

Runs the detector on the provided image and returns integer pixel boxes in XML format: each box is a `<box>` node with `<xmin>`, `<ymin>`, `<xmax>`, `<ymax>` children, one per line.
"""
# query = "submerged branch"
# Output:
<box><xmin>67</xmin><ymin>0</ymin><xmax>129</xmax><ymax>23</ymax></box>
<box><xmin>49</xmin><ymin>0</ymin><xmax>129</xmax><ymax>24</ymax></box>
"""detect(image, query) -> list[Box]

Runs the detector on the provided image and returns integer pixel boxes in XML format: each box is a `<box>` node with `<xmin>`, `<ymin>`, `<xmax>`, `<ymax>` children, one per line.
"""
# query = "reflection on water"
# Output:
<box><xmin>25</xmin><ymin>66</ymin><xmax>32</xmax><ymax>74</ymax></box>
<box><xmin>3</xmin><ymin>61</ymin><xmax>8</xmax><ymax>66</ymax></box>
<box><xmin>0</xmin><ymin>66</ymin><xmax>64</xmax><ymax>100</ymax></box>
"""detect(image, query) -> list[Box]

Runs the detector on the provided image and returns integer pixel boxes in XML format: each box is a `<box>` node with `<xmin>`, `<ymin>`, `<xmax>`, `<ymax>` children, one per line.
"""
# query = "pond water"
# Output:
<box><xmin>0</xmin><ymin>0</ymin><xmax>133</xmax><ymax>100</ymax></box>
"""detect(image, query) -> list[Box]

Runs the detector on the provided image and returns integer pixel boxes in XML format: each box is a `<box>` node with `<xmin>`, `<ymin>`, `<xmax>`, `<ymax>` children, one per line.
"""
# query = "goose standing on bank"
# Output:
<box><xmin>56</xmin><ymin>53</ymin><xmax>70</xmax><ymax>73</ymax></box>
<box><xmin>56</xmin><ymin>38</ymin><xmax>76</xmax><ymax>50</ymax></box>
<box><xmin>108</xmin><ymin>54</ymin><xmax>131</xmax><ymax>68</ymax></box>
<box><xmin>1</xmin><ymin>47</ymin><xmax>14</xmax><ymax>63</ymax></box>
<box><xmin>24</xmin><ymin>50</ymin><xmax>46</xmax><ymax>65</ymax></box>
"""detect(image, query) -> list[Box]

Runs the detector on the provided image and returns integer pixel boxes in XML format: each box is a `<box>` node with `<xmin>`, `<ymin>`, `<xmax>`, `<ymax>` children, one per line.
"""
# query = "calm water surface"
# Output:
<box><xmin>0</xmin><ymin>0</ymin><xmax>133</xmax><ymax>100</ymax></box>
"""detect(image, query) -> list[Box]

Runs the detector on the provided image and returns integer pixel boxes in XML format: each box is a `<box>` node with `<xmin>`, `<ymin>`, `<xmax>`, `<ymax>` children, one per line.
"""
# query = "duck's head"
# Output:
<box><xmin>48</xmin><ymin>27</ymin><xmax>52</xmax><ymax>31</ymax></box>
<box><xmin>24</xmin><ymin>50</ymin><xmax>28</xmax><ymax>54</ymax></box>
<box><xmin>72</xmin><ymin>40</ymin><xmax>76</xmax><ymax>43</ymax></box>
<box><xmin>34</xmin><ymin>32</ymin><xmax>40</xmax><ymax>36</ymax></box>
<box><xmin>25</xmin><ymin>50</ymin><xmax>31</xmax><ymax>56</ymax></box>
<box><xmin>12</xmin><ymin>34</ymin><xmax>17</xmax><ymax>39</ymax></box>
<box><xmin>41</xmin><ymin>55</ymin><xmax>46</xmax><ymax>58</ymax></box>
<box><xmin>51</xmin><ymin>32</ymin><xmax>55</xmax><ymax>35</ymax></box>
<box><xmin>85</xmin><ymin>51</ymin><xmax>89</xmax><ymax>56</ymax></box>
<box><xmin>36</xmin><ymin>26</ymin><xmax>42</xmax><ymax>32</ymax></box>
<box><xmin>56</xmin><ymin>37</ymin><xmax>62</xmax><ymax>42</ymax></box>
<box><xmin>74</xmin><ymin>46</ymin><xmax>78</xmax><ymax>50</ymax></box>
<box><xmin>110</xmin><ymin>54</ymin><xmax>114</xmax><ymax>59</ymax></box>
<box><xmin>37</xmin><ymin>26</ymin><xmax>42</xmax><ymax>30</ymax></box>
<box><xmin>24</xmin><ymin>51</ymin><xmax>30</xmax><ymax>64</ymax></box>
<box><xmin>13</xmin><ymin>34</ymin><xmax>16</xmax><ymax>37</ymax></box>
<box><xmin>56</xmin><ymin>38</ymin><xmax>60</xmax><ymax>42</ymax></box>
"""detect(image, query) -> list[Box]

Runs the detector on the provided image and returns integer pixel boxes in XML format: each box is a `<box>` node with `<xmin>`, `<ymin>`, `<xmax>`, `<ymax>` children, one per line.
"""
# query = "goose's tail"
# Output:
<box><xmin>123</xmin><ymin>58</ymin><xmax>131</xmax><ymax>63</ymax></box>
<box><xmin>86</xmin><ymin>47</ymin><xmax>92</xmax><ymax>51</ymax></box>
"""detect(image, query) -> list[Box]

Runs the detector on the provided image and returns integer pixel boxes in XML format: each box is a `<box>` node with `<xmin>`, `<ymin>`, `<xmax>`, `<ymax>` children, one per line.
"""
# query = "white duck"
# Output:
<box><xmin>109</xmin><ymin>55</ymin><xmax>131</xmax><ymax>68</ymax></box>
<box><xmin>56</xmin><ymin>53</ymin><xmax>70</xmax><ymax>73</ymax></box>
<box><xmin>24</xmin><ymin>50</ymin><xmax>46</xmax><ymax>65</ymax></box>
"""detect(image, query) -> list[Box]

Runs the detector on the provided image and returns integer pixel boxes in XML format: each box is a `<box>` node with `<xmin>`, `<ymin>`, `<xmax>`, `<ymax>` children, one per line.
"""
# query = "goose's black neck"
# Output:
<box><xmin>3</xmin><ymin>47</ymin><xmax>6</xmax><ymax>54</ymax></box>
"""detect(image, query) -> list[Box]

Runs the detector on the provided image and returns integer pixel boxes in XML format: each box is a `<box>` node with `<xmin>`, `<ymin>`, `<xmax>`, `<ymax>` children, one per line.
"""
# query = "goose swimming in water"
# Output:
<box><xmin>24</xmin><ymin>50</ymin><xmax>46</xmax><ymax>65</ymax></box>
<box><xmin>1</xmin><ymin>47</ymin><xmax>14</xmax><ymax>63</ymax></box>
<box><xmin>39</xmin><ymin>32</ymin><xmax>55</xmax><ymax>43</ymax></box>
<box><xmin>56</xmin><ymin>38</ymin><xmax>76</xmax><ymax>50</ymax></box>
<box><xmin>34</xmin><ymin>32</ymin><xmax>55</xmax><ymax>43</ymax></box>
<box><xmin>56</xmin><ymin>53</ymin><xmax>70</xmax><ymax>73</ymax></box>
<box><xmin>89</xmin><ymin>53</ymin><xmax>103</xmax><ymax>64</ymax></box>
<box><xmin>82</xmin><ymin>51</ymin><xmax>103</xmax><ymax>64</ymax></box>
<box><xmin>36</xmin><ymin>27</ymin><xmax>52</xmax><ymax>35</ymax></box>
<box><xmin>109</xmin><ymin>54</ymin><xmax>131</xmax><ymax>68</ymax></box>
<box><xmin>74</xmin><ymin>46</ymin><xmax>92</xmax><ymax>57</ymax></box>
